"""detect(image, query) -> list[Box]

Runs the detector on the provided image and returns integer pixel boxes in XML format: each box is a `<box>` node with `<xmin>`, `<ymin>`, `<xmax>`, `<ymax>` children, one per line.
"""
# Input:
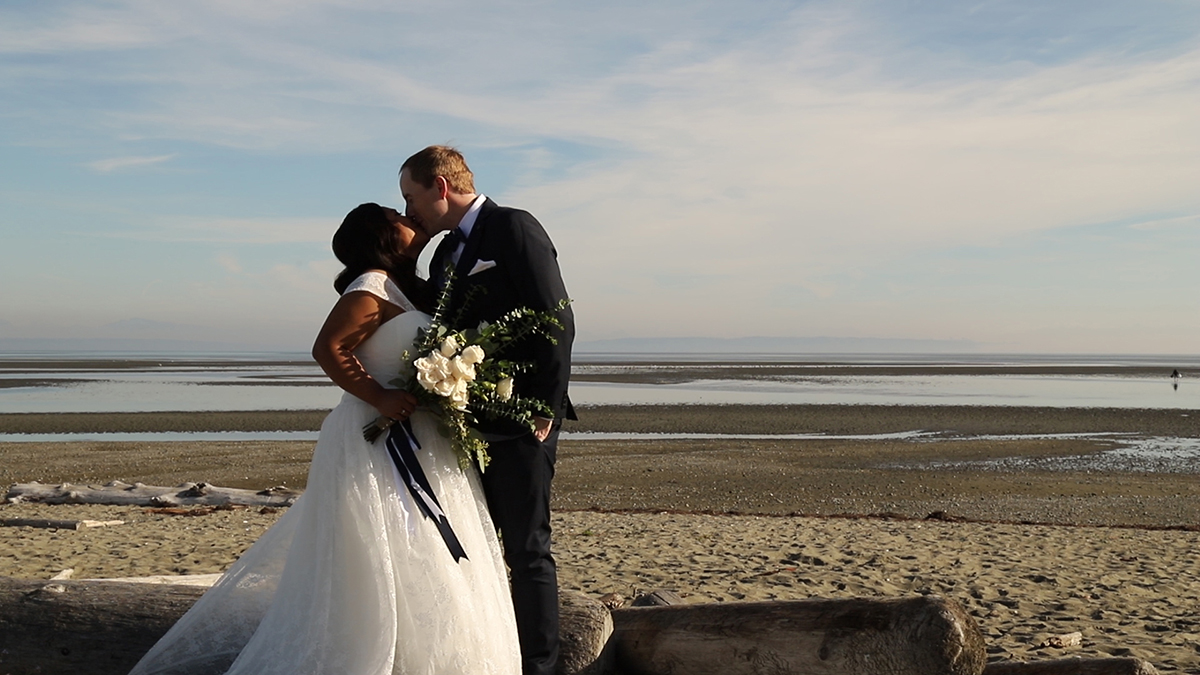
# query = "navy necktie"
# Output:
<box><xmin>444</xmin><ymin>228</ymin><xmax>466</xmax><ymax>249</ymax></box>
<box><xmin>434</xmin><ymin>229</ymin><xmax>465</xmax><ymax>288</ymax></box>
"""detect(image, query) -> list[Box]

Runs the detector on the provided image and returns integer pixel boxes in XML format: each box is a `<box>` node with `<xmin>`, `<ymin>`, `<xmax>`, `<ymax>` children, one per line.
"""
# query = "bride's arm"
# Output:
<box><xmin>312</xmin><ymin>291</ymin><xmax>417</xmax><ymax>420</ymax></box>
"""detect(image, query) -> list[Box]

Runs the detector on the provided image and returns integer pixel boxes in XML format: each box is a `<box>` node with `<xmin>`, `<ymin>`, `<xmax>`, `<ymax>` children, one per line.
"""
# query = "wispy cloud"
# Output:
<box><xmin>85</xmin><ymin>154</ymin><xmax>176</xmax><ymax>173</ymax></box>
<box><xmin>108</xmin><ymin>216</ymin><xmax>338</xmax><ymax>244</ymax></box>
<box><xmin>4</xmin><ymin>0</ymin><xmax>1200</xmax><ymax>351</ymax></box>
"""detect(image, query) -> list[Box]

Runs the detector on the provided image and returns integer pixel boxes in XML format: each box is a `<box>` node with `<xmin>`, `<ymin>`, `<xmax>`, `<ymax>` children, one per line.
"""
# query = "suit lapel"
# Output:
<box><xmin>454</xmin><ymin>198</ymin><xmax>496</xmax><ymax>279</ymax></box>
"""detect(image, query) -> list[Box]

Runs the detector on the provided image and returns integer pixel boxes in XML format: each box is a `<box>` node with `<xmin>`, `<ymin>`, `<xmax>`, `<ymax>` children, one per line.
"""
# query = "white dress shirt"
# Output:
<box><xmin>449</xmin><ymin>194</ymin><xmax>487</xmax><ymax>266</ymax></box>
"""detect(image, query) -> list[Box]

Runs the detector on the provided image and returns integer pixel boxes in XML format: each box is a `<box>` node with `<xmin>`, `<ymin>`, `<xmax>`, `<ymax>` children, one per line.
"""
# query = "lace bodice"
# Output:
<box><xmin>343</xmin><ymin>271</ymin><xmax>430</xmax><ymax>388</ymax></box>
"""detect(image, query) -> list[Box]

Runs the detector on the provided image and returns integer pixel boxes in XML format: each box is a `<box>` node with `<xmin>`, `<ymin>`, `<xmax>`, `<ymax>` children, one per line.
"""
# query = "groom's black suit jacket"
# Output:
<box><xmin>431</xmin><ymin>198</ymin><xmax>575</xmax><ymax>436</ymax></box>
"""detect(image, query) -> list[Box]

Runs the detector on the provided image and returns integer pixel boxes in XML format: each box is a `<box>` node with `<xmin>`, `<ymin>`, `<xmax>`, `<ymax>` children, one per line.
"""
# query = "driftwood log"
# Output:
<box><xmin>0</xmin><ymin>578</ymin><xmax>608</xmax><ymax>675</ymax></box>
<box><xmin>610</xmin><ymin>595</ymin><xmax>987</xmax><ymax>675</ymax></box>
<box><xmin>5</xmin><ymin>481</ymin><xmax>300</xmax><ymax>507</ymax></box>
<box><xmin>0</xmin><ymin>518</ymin><xmax>124</xmax><ymax>530</ymax></box>
<box><xmin>560</xmin><ymin>590</ymin><xmax>615</xmax><ymax>675</ymax></box>
<box><xmin>984</xmin><ymin>657</ymin><xmax>1160</xmax><ymax>675</ymax></box>
<box><xmin>0</xmin><ymin>577</ymin><xmax>202</xmax><ymax>675</ymax></box>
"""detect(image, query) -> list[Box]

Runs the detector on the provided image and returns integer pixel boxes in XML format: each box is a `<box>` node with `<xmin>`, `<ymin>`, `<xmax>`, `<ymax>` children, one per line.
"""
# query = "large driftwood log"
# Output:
<box><xmin>610</xmin><ymin>595</ymin><xmax>987</xmax><ymax>675</ymax></box>
<box><xmin>0</xmin><ymin>577</ymin><xmax>204</xmax><ymax>675</ymax></box>
<box><xmin>0</xmin><ymin>578</ymin><xmax>608</xmax><ymax>675</ymax></box>
<box><xmin>984</xmin><ymin>657</ymin><xmax>1160</xmax><ymax>675</ymax></box>
<box><xmin>559</xmin><ymin>590</ymin><xmax>615</xmax><ymax>675</ymax></box>
<box><xmin>5</xmin><ymin>480</ymin><xmax>300</xmax><ymax>507</ymax></box>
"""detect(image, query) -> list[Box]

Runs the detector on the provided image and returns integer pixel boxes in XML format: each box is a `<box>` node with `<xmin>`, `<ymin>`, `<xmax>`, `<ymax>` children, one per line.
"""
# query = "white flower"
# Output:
<box><xmin>416</xmin><ymin>368</ymin><xmax>439</xmax><ymax>392</ymax></box>
<box><xmin>424</xmin><ymin>353</ymin><xmax>452</xmax><ymax>379</ymax></box>
<box><xmin>439</xmin><ymin>335</ymin><xmax>459</xmax><ymax>357</ymax></box>
<box><xmin>449</xmin><ymin>378</ymin><xmax>470</xmax><ymax>410</ymax></box>
<box><xmin>415</xmin><ymin>354</ymin><xmax>450</xmax><ymax>391</ymax></box>
<box><xmin>449</xmin><ymin>356</ymin><xmax>476</xmax><ymax>382</ymax></box>
<box><xmin>460</xmin><ymin>344</ymin><xmax>485</xmax><ymax>365</ymax></box>
<box><xmin>432</xmin><ymin>377</ymin><xmax>456</xmax><ymax>398</ymax></box>
<box><xmin>496</xmin><ymin>377</ymin><xmax>514</xmax><ymax>401</ymax></box>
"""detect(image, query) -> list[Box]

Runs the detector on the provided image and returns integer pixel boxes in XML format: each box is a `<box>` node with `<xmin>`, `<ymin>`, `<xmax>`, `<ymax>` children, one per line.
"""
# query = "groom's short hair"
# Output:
<box><xmin>401</xmin><ymin>145</ymin><xmax>476</xmax><ymax>195</ymax></box>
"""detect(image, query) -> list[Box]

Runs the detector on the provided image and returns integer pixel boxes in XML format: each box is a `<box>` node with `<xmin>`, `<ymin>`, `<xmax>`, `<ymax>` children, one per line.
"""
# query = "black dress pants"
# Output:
<box><xmin>481</xmin><ymin>424</ymin><xmax>560</xmax><ymax>675</ymax></box>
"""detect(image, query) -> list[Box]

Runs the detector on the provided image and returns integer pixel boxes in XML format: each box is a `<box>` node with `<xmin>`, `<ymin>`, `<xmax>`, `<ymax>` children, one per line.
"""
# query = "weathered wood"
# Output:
<box><xmin>984</xmin><ymin>657</ymin><xmax>1160</xmax><ymax>675</ymax></box>
<box><xmin>630</xmin><ymin>589</ymin><xmax>684</xmax><ymax>607</ymax></box>
<box><xmin>559</xmin><ymin>591</ymin><xmax>615</xmax><ymax>675</ymax></box>
<box><xmin>5</xmin><ymin>480</ymin><xmax>300</xmax><ymax>507</ymax></box>
<box><xmin>0</xmin><ymin>578</ymin><xmax>611</xmax><ymax>675</ymax></box>
<box><xmin>0</xmin><ymin>518</ymin><xmax>124</xmax><ymax>529</ymax></box>
<box><xmin>611</xmin><ymin>595</ymin><xmax>987</xmax><ymax>675</ymax></box>
<box><xmin>0</xmin><ymin>577</ymin><xmax>206</xmax><ymax>675</ymax></box>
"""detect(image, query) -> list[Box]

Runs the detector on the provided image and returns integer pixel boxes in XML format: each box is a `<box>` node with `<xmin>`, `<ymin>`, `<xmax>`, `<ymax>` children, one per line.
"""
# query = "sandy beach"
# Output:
<box><xmin>2</xmin><ymin>404</ymin><xmax>1199</xmax><ymax>672</ymax></box>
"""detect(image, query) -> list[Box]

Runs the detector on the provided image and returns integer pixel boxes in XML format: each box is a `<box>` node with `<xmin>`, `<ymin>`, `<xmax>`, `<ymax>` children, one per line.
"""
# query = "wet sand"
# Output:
<box><xmin>5</xmin><ymin>402</ymin><xmax>1200</xmax><ymax>436</ymax></box>
<box><xmin>2</xmin><ymin>404</ymin><xmax>1199</xmax><ymax>672</ymax></box>
<box><xmin>4</xmin><ymin>435</ymin><xmax>1200</xmax><ymax>527</ymax></box>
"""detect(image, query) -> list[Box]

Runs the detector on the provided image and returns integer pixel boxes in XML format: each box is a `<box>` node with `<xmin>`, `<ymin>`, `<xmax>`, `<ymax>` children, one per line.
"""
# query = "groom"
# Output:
<box><xmin>399</xmin><ymin>145</ymin><xmax>575</xmax><ymax>675</ymax></box>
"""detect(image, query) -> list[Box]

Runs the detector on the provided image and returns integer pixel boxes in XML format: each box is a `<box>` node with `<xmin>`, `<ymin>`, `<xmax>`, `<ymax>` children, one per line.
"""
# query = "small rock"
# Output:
<box><xmin>1036</xmin><ymin>631</ymin><xmax>1082</xmax><ymax>649</ymax></box>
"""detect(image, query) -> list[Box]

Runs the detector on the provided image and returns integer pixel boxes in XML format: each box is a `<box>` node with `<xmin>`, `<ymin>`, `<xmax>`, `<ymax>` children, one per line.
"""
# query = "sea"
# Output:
<box><xmin>3</xmin><ymin>351</ymin><xmax>1198</xmax><ymax>414</ymax></box>
<box><xmin>3</xmin><ymin>351</ymin><xmax>1199</xmax><ymax>473</ymax></box>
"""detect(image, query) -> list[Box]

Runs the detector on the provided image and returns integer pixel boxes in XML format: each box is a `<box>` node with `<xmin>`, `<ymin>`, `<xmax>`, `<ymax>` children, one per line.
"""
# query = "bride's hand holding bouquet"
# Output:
<box><xmin>364</xmin><ymin>268</ymin><xmax>570</xmax><ymax>470</ymax></box>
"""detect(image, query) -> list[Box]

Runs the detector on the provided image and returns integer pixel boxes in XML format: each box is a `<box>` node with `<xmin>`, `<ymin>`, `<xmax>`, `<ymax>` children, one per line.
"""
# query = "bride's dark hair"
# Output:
<box><xmin>331</xmin><ymin>203</ymin><xmax>433</xmax><ymax>312</ymax></box>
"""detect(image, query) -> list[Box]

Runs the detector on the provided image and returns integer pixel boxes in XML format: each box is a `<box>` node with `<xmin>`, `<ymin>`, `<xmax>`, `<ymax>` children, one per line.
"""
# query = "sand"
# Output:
<box><xmin>2</xmin><ymin>404</ymin><xmax>1200</xmax><ymax>672</ymax></box>
<box><xmin>2</xmin><ymin>502</ymin><xmax>1197</xmax><ymax>672</ymax></box>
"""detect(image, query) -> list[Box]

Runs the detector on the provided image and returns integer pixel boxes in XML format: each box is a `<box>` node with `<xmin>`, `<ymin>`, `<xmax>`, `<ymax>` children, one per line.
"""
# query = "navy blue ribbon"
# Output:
<box><xmin>384</xmin><ymin>420</ymin><xmax>468</xmax><ymax>562</ymax></box>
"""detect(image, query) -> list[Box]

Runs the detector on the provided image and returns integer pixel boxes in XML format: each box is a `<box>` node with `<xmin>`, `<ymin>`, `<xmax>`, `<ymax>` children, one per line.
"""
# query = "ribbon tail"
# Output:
<box><xmin>384</xmin><ymin>420</ymin><xmax>469</xmax><ymax>562</ymax></box>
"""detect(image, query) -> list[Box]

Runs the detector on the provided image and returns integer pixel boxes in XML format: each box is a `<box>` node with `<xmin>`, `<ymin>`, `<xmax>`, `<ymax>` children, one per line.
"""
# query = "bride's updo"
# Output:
<box><xmin>332</xmin><ymin>203</ymin><xmax>433</xmax><ymax>311</ymax></box>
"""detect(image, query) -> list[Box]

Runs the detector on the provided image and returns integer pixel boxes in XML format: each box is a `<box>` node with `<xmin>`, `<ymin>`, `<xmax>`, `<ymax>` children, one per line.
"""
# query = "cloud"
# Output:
<box><xmin>5</xmin><ymin>0</ymin><xmax>1200</xmax><ymax>351</ymax></box>
<box><xmin>84</xmin><ymin>154</ymin><xmax>176</xmax><ymax>173</ymax></box>
<box><xmin>215</xmin><ymin>253</ymin><xmax>242</xmax><ymax>273</ymax></box>
<box><xmin>107</xmin><ymin>216</ymin><xmax>338</xmax><ymax>244</ymax></box>
<box><xmin>0</xmin><ymin>5</ymin><xmax>167</xmax><ymax>53</ymax></box>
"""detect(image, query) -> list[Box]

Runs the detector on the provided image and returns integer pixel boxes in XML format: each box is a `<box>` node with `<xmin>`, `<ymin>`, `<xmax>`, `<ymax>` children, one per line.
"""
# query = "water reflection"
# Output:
<box><xmin>571</xmin><ymin>374</ymin><xmax>1198</xmax><ymax>409</ymax></box>
<box><xmin>1</xmin><ymin>356</ymin><xmax>1197</xmax><ymax>413</ymax></box>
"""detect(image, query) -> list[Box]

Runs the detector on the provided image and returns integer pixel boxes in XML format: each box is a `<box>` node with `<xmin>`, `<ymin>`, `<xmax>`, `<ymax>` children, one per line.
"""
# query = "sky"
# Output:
<box><xmin>2</xmin><ymin>0</ymin><xmax>1199</xmax><ymax>354</ymax></box>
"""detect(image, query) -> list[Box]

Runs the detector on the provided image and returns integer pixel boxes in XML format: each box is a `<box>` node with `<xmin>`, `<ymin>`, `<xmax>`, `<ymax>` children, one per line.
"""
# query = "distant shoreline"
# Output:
<box><xmin>4</xmin><ymin>352</ymin><xmax>1200</xmax><ymax>369</ymax></box>
<box><xmin>3</xmin><ymin>403</ymin><xmax>1199</xmax><ymax>436</ymax></box>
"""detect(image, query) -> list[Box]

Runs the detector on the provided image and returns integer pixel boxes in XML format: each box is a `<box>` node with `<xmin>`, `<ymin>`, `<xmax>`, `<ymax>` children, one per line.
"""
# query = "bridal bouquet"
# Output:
<box><xmin>363</xmin><ymin>270</ymin><xmax>569</xmax><ymax>471</ymax></box>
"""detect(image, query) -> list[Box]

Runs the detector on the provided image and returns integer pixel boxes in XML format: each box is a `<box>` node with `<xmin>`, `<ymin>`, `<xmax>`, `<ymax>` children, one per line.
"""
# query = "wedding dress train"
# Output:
<box><xmin>129</xmin><ymin>272</ymin><xmax>521</xmax><ymax>675</ymax></box>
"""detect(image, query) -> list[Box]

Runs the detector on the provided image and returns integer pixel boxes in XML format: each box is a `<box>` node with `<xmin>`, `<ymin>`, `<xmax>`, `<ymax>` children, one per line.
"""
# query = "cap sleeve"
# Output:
<box><xmin>342</xmin><ymin>271</ymin><xmax>417</xmax><ymax>312</ymax></box>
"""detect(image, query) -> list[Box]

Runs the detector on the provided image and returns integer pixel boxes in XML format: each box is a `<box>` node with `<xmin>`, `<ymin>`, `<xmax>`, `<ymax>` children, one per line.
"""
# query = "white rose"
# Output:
<box><xmin>424</xmin><ymin>351</ymin><xmax>451</xmax><ymax>380</ymax></box>
<box><xmin>432</xmin><ymin>377</ymin><xmax>456</xmax><ymax>398</ymax></box>
<box><xmin>449</xmin><ymin>378</ymin><xmax>470</xmax><ymax>410</ymax></box>
<box><xmin>416</xmin><ymin>368</ymin><xmax>440</xmax><ymax>392</ymax></box>
<box><xmin>459</xmin><ymin>345</ymin><xmax>485</xmax><ymax>365</ymax></box>
<box><xmin>414</xmin><ymin>356</ymin><xmax>441</xmax><ymax>391</ymax></box>
<box><xmin>496</xmin><ymin>377</ymin><xmax>514</xmax><ymax>401</ymax></box>
<box><xmin>449</xmin><ymin>356</ymin><xmax>476</xmax><ymax>382</ymax></box>
<box><xmin>439</xmin><ymin>335</ymin><xmax>459</xmax><ymax>357</ymax></box>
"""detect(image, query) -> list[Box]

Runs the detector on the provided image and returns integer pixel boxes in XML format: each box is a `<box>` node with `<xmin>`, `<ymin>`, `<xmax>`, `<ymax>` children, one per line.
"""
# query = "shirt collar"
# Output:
<box><xmin>456</xmin><ymin>194</ymin><xmax>487</xmax><ymax>241</ymax></box>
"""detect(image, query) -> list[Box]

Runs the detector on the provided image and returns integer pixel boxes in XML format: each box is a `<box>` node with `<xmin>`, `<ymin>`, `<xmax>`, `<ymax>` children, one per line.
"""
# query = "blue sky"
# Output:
<box><xmin>2</xmin><ymin>0</ymin><xmax>1199</xmax><ymax>353</ymax></box>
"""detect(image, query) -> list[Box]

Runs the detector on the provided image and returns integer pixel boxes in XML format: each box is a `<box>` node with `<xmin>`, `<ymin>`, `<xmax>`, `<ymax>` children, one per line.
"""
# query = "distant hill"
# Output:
<box><xmin>575</xmin><ymin>336</ymin><xmax>977</xmax><ymax>354</ymax></box>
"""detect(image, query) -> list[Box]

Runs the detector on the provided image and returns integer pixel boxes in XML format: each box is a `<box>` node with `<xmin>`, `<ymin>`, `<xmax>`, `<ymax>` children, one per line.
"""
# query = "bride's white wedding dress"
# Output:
<box><xmin>129</xmin><ymin>272</ymin><xmax>521</xmax><ymax>675</ymax></box>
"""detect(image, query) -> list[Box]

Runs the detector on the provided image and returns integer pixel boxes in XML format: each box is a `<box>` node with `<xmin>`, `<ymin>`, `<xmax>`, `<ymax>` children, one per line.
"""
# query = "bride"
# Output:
<box><xmin>129</xmin><ymin>203</ymin><xmax>521</xmax><ymax>675</ymax></box>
